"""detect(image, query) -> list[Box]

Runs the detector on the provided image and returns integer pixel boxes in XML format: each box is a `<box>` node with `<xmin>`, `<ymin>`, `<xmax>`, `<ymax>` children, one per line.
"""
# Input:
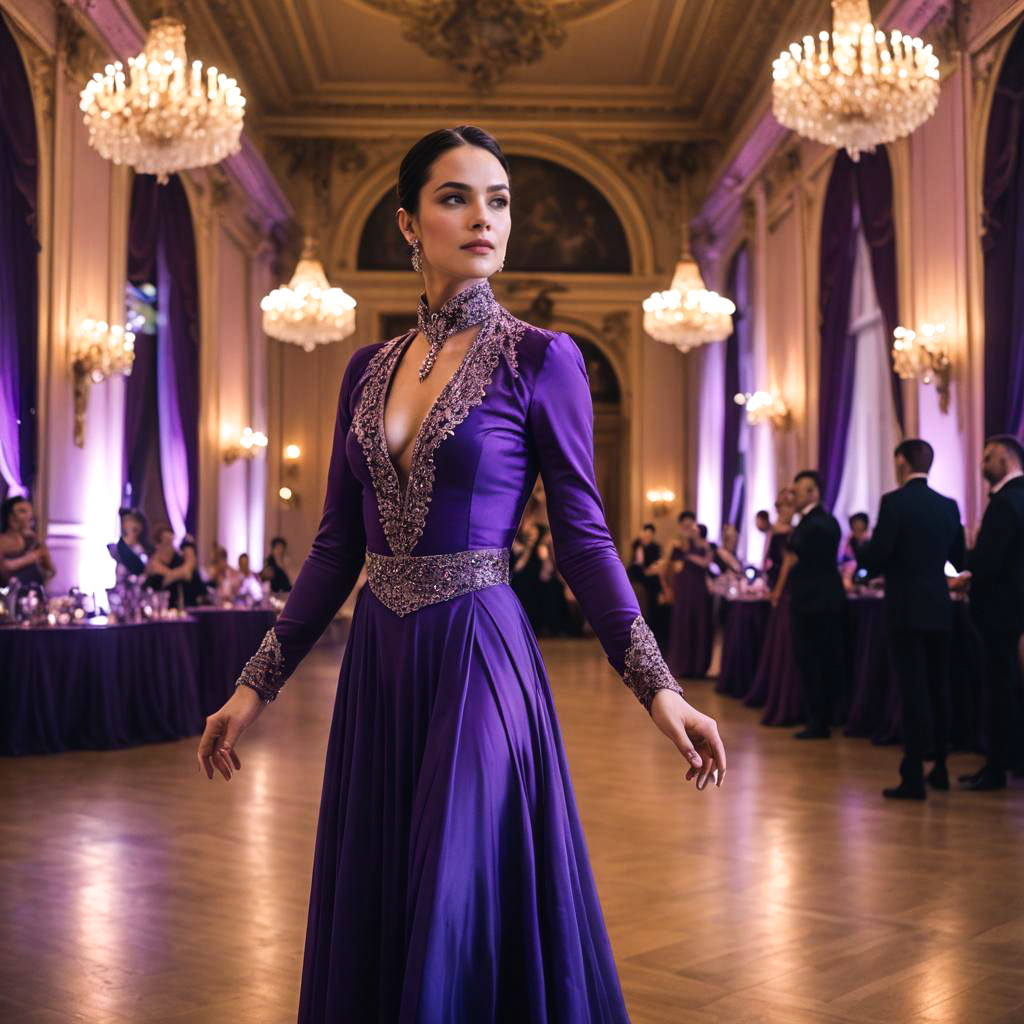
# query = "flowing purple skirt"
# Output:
<box><xmin>743</xmin><ymin>592</ymin><xmax>806</xmax><ymax>727</ymax></box>
<box><xmin>667</xmin><ymin>563</ymin><xmax>713</xmax><ymax>679</ymax></box>
<box><xmin>297</xmin><ymin>581</ymin><xmax>630</xmax><ymax>1024</ymax></box>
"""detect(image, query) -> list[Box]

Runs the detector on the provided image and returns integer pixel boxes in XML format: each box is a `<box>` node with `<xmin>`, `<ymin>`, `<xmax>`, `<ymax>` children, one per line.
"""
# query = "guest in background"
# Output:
<box><xmin>179</xmin><ymin>536</ymin><xmax>211</xmax><ymax>606</ymax></box>
<box><xmin>144</xmin><ymin>526</ymin><xmax>196</xmax><ymax>608</ymax></box>
<box><xmin>109</xmin><ymin>507</ymin><xmax>149</xmax><ymax>581</ymax></box>
<box><xmin>844</xmin><ymin>512</ymin><xmax>871</xmax><ymax>566</ymax></box>
<box><xmin>755</xmin><ymin>509</ymin><xmax>773</xmax><ymax>571</ymax></box>
<box><xmin>715</xmin><ymin>523</ymin><xmax>743</xmax><ymax>576</ymax></box>
<box><xmin>861</xmin><ymin>439</ymin><xmax>966</xmax><ymax>800</ymax></box>
<box><xmin>261</xmin><ymin>536</ymin><xmax>293</xmax><ymax>594</ymax></box>
<box><xmin>765</xmin><ymin>489</ymin><xmax>797</xmax><ymax>591</ymax></box>
<box><xmin>779</xmin><ymin>471</ymin><xmax>845</xmax><ymax>739</ymax></box>
<box><xmin>627</xmin><ymin>522</ymin><xmax>663</xmax><ymax>618</ymax></box>
<box><xmin>0</xmin><ymin>495</ymin><xmax>55</xmax><ymax>589</ymax></box>
<box><xmin>236</xmin><ymin>553</ymin><xmax>265</xmax><ymax>604</ymax></box>
<box><xmin>666</xmin><ymin>510</ymin><xmax>714</xmax><ymax>678</ymax></box>
<box><xmin>206</xmin><ymin>543</ymin><xmax>242</xmax><ymax>602</ymax></box>
<box><xmin>511</xmin><ymin>520</ymin><xmax>546</xmax><ymax>632</ymax></box>
<box><xmin>957</xmin><ymin>435</ymin><xmax>1024</xmax><ymax>791</ymax></box>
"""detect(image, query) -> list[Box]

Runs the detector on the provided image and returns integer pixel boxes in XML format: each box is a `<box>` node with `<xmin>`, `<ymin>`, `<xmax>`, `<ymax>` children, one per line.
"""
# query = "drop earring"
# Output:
<box><xmin>410</xmin><ymin>238</ymin><xmax>423</xmax><ymax>273</ymax></box>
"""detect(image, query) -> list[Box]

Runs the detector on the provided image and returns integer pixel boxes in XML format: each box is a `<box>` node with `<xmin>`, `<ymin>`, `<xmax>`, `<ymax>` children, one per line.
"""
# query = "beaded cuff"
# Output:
<box><xmin>623</xmin><ymin>614</ymin><xmax>684</xmax><ymax>713</ymax></box>
<box><xmin>234</xmin><ymin>627</ymin><xmax>285</xmax><ymax>703</ymax></box>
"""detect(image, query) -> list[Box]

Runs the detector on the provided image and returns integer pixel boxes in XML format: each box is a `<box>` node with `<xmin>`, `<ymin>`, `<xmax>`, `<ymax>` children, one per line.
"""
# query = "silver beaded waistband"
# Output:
<box><xmin>365</xmin><ymin>547</ymin><xmax>510</xmax><ymax>617</ymax></box>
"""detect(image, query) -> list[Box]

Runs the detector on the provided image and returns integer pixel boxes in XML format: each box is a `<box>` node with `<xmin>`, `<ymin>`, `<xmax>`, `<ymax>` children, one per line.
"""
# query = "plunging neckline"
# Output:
<box><xmin>379</xmin><ymin>325</ymin><xmax>484</xmax><ymax>507</ymax></box>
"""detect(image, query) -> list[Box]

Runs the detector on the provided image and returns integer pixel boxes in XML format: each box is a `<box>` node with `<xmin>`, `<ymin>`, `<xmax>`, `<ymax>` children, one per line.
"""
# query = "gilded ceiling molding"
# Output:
<box><xmin>373</xmin><ymin>0</ymin><xmax>619</xmax><ymax>93</ymax></box>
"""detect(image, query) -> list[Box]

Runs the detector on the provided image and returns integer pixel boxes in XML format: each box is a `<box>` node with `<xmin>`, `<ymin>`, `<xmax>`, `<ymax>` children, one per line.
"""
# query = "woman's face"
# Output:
<box><xmin>122</xmin><ymin>515</ymin><xmax>142</xmax><ymax>543</ymax></box>
<box><xmin>398</xmin><ymin>145</ymin><xmax>511</xmax><ymax>285</ymax></box>
<box><xmin>8</xmin><ymin>500</ymin><xmax>33</xmax><ymax>533</ymax></box>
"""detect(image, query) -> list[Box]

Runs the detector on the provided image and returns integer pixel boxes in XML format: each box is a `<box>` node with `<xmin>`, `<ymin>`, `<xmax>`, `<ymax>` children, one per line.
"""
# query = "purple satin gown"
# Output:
<box><xmin>667</xmin><ymin>546</ymin><xmax>713</xmax><ymax>679</ymax></box>
<box><xmin>234</xmin><ymin>282</ymin><xmax>684</xmax><ymax>1023</ymax></box>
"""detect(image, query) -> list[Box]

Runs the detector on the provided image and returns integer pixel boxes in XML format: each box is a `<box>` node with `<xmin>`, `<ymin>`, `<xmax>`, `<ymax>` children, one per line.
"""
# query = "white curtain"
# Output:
<box><xmin>831</xmin><ymin>222</ymin><xmax>899</xmax><ymax>531</ymax></box>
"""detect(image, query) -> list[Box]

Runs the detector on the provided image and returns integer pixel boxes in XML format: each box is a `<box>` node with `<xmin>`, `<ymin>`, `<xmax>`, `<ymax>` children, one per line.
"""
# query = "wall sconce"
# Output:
<box><xmin>645</xmin><ymin>488</ymin><xmax>675</xmax><ymax>517</ymax></box>
<box><xmin>283</xmin><ymin>443</ymin><xmax>301</xmax><ymax>461</ymax></box>
<box><xmin>892</xmin><ymin>323</ymin><xmax>951</xmax><ymax>413</ymax></box>
<box><xmin>734</xmin><ymin>390</ymin><xmax>791</xmax><ymax>429</ymax></box>
<box><xmin>71</xmin><ymin>318</ymin><xmax>135</xmax><ymax>447</ymax></box>
<box><xmin>278</xmin><ymin>485</ymin><xmax>298</xmax><ymax>505</ymax></box>
<box><xmin>223</xmin><ymin>426</ymin><xmax>268</xmax><ymax>464</ymax></box>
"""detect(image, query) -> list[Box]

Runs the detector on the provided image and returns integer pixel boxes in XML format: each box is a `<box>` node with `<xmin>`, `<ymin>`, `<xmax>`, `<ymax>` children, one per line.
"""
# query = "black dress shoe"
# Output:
<box><xmin>794</xmin><ymin>727</ymin><xmax>830</xmax><ymax>740</ymax></box>
<box><xmin>960</xmin><ymin>769</ymin><xmax>1007</xmax><ymax>791</ymax></box>
<box><xmin>883</xmin><ymin>782</ymin><xmax>926</xmax><ymax>800</ymax></box>
<box><xmin>926</xmin><ymin>765</ymin><xmax>949</xmax><ymax>791</ymax></box>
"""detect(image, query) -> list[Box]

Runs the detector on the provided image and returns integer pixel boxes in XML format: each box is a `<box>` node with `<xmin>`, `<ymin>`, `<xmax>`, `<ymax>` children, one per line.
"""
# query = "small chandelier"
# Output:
<box><xmin>735</xmin><ymin>390</ymin><xmax>791</xmax><ymax>429</ymax></box>
<box><xmin>260</xmin><ymin>238</ymin><xmax>357</xmax><ymax>352</ymax></box>
<box><xmin>892</xmin><ymin>323</ymin><xmax>951</xmax><ymax>412</ymax></box>
<box><xmin>71</xmin><ymin>319</ymin><xmax>136</xmax><ymax>447</ymax></box>
<box><xmin>771</xmin><ymin>0</ymin><xmax>940</xmax><ymax>161</ymax></box>
<box><xmin>223</xmin><ymin>427</ymin><xmax>268</xmax><ymax>464</ymax></box>
<box><xmin>643</xmin><ymin>257</ymin><xmax>735</xmax><ymax>353</ymax></box>
<box><xmin>80</xmin><ymin>17</ymin><xmax>245</xmax><ymax>183</ymax></box>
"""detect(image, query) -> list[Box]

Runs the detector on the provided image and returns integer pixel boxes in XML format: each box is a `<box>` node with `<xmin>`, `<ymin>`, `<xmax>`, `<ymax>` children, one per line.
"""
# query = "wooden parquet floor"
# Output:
<box><xmin>2</xmin><ymin>632</ymin><xmax>1023</xmax><ymax>1024</ymax></box>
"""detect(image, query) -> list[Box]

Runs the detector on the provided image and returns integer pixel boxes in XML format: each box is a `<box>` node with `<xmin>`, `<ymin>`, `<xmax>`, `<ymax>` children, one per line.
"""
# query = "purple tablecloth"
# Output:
<box><xmin>188</xmin><ymin>607</ymin><xmax>278</xmax><ymax>715</ymax></box>
<box><xmin>717</xmin><ymin>599</ymin><xmax>770</xmax><ymax>698</ymax></box>
<box><xmin>743</xmin><ymin>592</ymin><xmax>806</xmax><ymax>727</ymax></box>
<box><xmin>0</xmin><ymin>620</ymin><xmax>201</xmax><ymax>755</ymax></box>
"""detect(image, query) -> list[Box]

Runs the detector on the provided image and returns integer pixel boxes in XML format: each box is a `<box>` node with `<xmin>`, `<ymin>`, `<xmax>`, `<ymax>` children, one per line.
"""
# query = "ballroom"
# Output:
<box><xmin>2</xmin><ymin>0</ymin><xmax>1023</xmax><ymax>1022</ymax></box>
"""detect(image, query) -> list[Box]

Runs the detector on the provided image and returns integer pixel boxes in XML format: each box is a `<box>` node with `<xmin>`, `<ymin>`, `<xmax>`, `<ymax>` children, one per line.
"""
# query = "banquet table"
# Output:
<box><xmin>0</xmin><ymin>608</ymin><xmax>279</xmax><ymax>756</ymax></box>
<box><xmin>716</xmin><ymin>598</ymin><xmax>770</xmax><ymax>698</ymax></box>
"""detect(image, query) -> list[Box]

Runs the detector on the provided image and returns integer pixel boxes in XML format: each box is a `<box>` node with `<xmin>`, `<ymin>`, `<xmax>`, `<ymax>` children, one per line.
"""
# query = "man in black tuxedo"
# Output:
<box><xmin>861</xmin><ymin>440</ymin><xmax>966</xmax><ymax>800</ymax></box>
<box><xmin>958</xmin><ymin>435</ymin><xmax>1024</xmax><ymax>791</ymax></box>
<box><xmin>785</xmin><ymin>471</ymin><xmax>846</xmax><ymax>739</ymax></box>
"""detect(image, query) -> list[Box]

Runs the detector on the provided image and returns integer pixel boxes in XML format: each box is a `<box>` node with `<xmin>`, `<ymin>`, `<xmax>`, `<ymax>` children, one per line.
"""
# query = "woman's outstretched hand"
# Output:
<box><xmin>197</xmin><ymin>685</ymin><xmax>266</xmax><ymax>781</ymax></box>
<box><xmin>649</xmin><ymin>689</ymin><xmax>726</xmax><ymax>791</ymax></box>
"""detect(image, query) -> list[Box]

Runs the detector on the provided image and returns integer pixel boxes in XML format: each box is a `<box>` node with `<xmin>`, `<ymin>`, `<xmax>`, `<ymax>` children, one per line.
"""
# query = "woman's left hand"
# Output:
<box><xmin>650</xmin><ymin>689</ymin><xmax>726</xmax><ymax>791</ymax></box>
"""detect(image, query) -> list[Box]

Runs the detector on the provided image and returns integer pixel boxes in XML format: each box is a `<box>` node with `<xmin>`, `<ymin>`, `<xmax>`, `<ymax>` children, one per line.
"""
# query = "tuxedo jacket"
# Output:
<box><xmin>969</xmin><ymin>475</ymin><xmax>1024</xmax><ymax>636</ymax></box>
<box><xmin>862</xmin><ymin>477</ymin><xmax>965</xmax><ymax>632</ymax></box>
<box><xmin>788</xmin><ymin>505</ymin><xmax>845</xmax><ymax>615</ymax></box>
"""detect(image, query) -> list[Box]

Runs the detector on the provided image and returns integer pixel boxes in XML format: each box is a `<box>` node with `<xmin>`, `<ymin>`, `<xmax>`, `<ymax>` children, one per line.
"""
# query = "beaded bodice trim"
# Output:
<box><xmin>352</xmin><ymin>303</ymin><xmax>525</xmax><ymax>557</ymax></box>
<box><xmin>623</xmin><ymin>614</ymin><xmax>685</xmax><ymax>713</ymax></box>
<box><xmin>234</xmin><ymin>627</ymin><xmax>285</xmax><ymax>703</ymax></box>
<box><xmin>365</xmin><ymin>546</ymin><xmax>510</xmax><ymax>617</ymax></box>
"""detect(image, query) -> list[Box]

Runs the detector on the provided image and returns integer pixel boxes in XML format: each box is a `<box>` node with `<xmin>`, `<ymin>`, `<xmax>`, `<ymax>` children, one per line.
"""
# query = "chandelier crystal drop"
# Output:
<box><xmin>79</xmin><ymin>18</ymin><xmax>245</xmax><ymax>183</ymax></box>
<box><xmin>771</xmin><ymin>0</ymin><xmax>940</xmax><ymax>161</ymax></box>
<box><xmin>642</xmin><ymin>257</ymin><xmax>736</xmax><ymax>353</ymax></box>
<box><xmin>260</xmin><ymin>238</ymin><xmax>357</xmax><ymax>352</ymax></box>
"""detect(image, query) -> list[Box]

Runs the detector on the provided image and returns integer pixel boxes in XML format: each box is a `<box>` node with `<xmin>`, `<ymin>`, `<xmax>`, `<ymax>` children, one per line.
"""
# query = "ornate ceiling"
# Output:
<box><xmin>132</xmin><ymin>0</ymin><xmax>830</xmax><ymax>144</ymax></box>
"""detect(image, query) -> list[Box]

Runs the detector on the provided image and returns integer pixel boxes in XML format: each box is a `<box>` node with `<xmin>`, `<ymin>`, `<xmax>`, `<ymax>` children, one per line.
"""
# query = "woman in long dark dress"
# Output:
<box><xmin>666</xmin><ymin>511</ymin><xmax>714</xmax><ymax>678</ymax></box>
<box><xmin>197</xmin><ymin>126</ymin><xmax>727</xmax><ymax>1024</ymax></box>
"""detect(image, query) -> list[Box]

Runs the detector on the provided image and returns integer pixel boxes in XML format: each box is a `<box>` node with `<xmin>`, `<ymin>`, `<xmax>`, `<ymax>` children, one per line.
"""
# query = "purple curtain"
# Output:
<box><xmin>125</xmin><ymin>175</ymin><xmax>200</xmax><ymax>537</ymax></box>
<box><xmin>722</xmin><ymin>245</ymin><xmax>748</xmax><ymax>529</ymax></box>
<box><xmin>818</xmin><ymin>149</ymin><xmax>903</xmax><ymax>509</ymax></box>
<box><xmin>982</xmin><ymin>24</ymin><xmax>1024</xmax><ymax>439</ymax></box>
<box><xmin>0</xmin><ymin>14</ymin><xmax>38</xmax><ymax>504</ymax></box>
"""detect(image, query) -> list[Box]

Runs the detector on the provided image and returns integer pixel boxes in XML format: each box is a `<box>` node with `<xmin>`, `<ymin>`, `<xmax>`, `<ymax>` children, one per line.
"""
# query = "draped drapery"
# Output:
<box><xmin>722</xmin><ymin>245</ymin><xmax>749</xmax><ymax>530</ymax></box>
<box><xmin>982</xmin><ymin>23</ymin><xmax>1024</xmax><ymax>439</ymax></box>
<box><xmin>0</xmin><ymin>14</ymin><xmax>38</xmax><ymax>504</ymax></box>
<box><xmin>818</xmin><ymin>148</ymin><xmax>903</xmax><ymax>509</ymax></box>
<box><xmin>125</xmin><ymin>174</ymin><xmax>200</xmax><ymax>538</ymax></box>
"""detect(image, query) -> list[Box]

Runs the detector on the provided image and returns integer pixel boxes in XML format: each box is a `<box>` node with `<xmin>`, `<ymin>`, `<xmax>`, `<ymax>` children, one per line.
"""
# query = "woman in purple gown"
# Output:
<box><xmin>197</xmin><ymin>126</ymin><xmax>727</xmax><ymax>1024</ymax></box>
<box><xmin>666</xmin><ymin>511</ymin><xmax>714</xmax><ymax>678</ymax></box>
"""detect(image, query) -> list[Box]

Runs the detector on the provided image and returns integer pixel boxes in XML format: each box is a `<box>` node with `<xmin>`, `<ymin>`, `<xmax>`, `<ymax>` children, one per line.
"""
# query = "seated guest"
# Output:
<box><xmin>840</xmin><ymin>512</ymin><xmax>872</xmax><ymax>587</ymax></box>
<box><xmin>260</xmin><ymin>536</ymin><xmax>293</xmax><ymax>593</ymax></box>
<box><xmin>0</xmin><ymin>494</ymin><xmax>55</xmax><ymax>590</ymax></box>
<box><xmin>861</xmin><ymin>439</ymin><xmax>966</xmax><ymax>800</ymax></box>
<box><xmin>109</xmin><ymin>507</ymin><xmax>149</xmax><ymax>581</ymax></box>
<box><xmin>179</xmin><ymin>535</ymin><xmax>211</xmax><ymax>606</ymax></box>
<box><xmin>957</xmin><ymin>434</ymin><xmax>1024</xmax><ymax>792</ymax></box>
<box><xmin>779</xmin><ymin>471</ymin><xmax>845</xmax><ymax>740</ymax></box>
<box><xmin>236</xmin><ymin>553</ymin><xmax>265</xmax><ymax>604</ymax></box>
<box><xmin>144</xmin><ymin>526</ymin><xmax>196</xmax><ymax>608</ymax></box>
<box><xmin>206</xmin><ymin>544</ymin><xmax>243</xmax><ymax>602</ymax></box>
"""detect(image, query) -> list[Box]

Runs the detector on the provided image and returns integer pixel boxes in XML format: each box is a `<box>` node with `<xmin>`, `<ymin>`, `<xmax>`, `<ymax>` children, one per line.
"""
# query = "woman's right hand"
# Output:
<box><xmin>197</xmin><ymin>685</ymin><xmax>266</xmax><ymax>781</ymax></box>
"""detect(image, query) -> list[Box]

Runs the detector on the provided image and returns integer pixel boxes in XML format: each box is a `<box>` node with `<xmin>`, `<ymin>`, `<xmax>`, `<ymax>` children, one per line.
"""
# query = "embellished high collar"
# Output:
<box><xmin>415</xmin><ymin>279</ymin><xmax>499</xmax><ymax>381</ymax></box>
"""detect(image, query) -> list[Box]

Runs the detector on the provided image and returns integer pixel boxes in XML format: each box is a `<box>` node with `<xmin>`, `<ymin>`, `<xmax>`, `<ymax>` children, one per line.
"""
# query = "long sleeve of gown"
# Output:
<box><xmin>527</xmin><ymin>332</ymin><xmax>684</xmax><ymax>713</ymax></box>
<box><xmin>235</xmin><ymin>351</ymin><xmax>369</xmax><ymax>702</ymax></box>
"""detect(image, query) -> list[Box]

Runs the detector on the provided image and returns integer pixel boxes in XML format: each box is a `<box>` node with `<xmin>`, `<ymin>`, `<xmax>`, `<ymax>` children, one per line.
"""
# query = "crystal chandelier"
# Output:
<box><xmin>771</xmin><ymin>0</ymin><xmax>940</xmax><ymax>161</ymax></box>
<box><xmin>260</xmin><ymin>238</ymin><xmax>357</xmax><ymax>352</ymax></box>
<box><xmin>643</xmin><ymin>257</ymin><xmax>735</xmax><ymax>353</ymax></box>
<box><xmin>734</xmin><ymin>390</ymin><xmax>791</xmax><ymax>429</ymax></box>
<box><xmin>80</xmin><ymin>17</ymin><xmax>245</xmax><ymax>183</ymax></box>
